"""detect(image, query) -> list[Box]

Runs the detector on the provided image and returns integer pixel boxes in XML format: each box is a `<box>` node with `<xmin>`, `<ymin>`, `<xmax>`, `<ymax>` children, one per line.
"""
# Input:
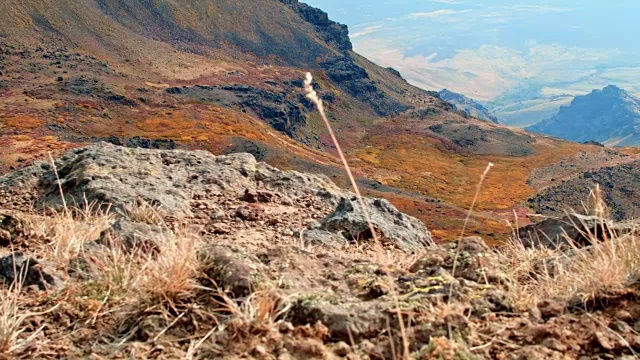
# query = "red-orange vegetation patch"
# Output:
<box><xmin>0</xmin><ymin>135</ymin><xmax>84</xmax><ymax>174</ymax></box>
<box><xmin>3</xmin><ymin>115</ymin><xmax>44</xmax><ymax>129</ymax></box>
<box><xmin>134</xmin><ymin>110</ymin><xmax>270</xmax><ymax>142</ymax></box>
<box><xmin>354</xmin><ymin>133</ymin><xmax>591</xmax><ymax>211</ymax></box>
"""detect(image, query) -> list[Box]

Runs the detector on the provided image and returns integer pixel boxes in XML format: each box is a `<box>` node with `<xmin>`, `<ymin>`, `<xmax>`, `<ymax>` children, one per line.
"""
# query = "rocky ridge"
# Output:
<box><xmin>527</xmin><ymin>85</ymin><xmax>640</xmax><ymax>146</ymax></box>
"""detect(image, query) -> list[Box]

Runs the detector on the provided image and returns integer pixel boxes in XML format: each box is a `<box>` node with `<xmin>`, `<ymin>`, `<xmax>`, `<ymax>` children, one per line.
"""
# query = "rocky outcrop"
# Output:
<box><xmin>303</xmin><ymin>197</ymin><xmax>434</xmax><ymax>251</ymax></box>
<box><xmin>516</xmin><ymin>214</ymin><xmax>614</xmax><ymax>249</ymax></box>
<box><xmin>0</xmin><ymin>143</ymin><xmax>435</xmax><ymax>253</ymax></box>
<box><xmin>0</xmin><ymin>142</ymin><xmax>342</xmax><ymax>217</ymax></box>
<box><xmin>320</xmin><ymin>56</ymin><xmax>410</xmax><ymax>116</ymax></box>
<box><xmin>428</xmin><ymin>122</ymin><xmax>535</xmax><ymax>156</ymax></box>
<box><xmin>527</xmin><ymin>161</ymin><xmax>640</xmax><ymax>222</ymax></box>
<box><xmin>0</xmin><ymin>252</ymin><xmax>61</xmax><ymax>290</ymax></box>
<box><xmin>103</xmin><ymin>136</ymin><xmax>177</xmax><ymax>150</ymax></box>
<box><xmin>97</xmin><ymin>219</ymin><xmax>170</xmax><ymax>253</ymax></box>
<box><xmin>527</xmin><ymin>85</ymin><xmax>640</xmax><ymax>146</ymax></box>
<box><xmin>166</xmin><ymin>84</ymin><xmax>308</xmax><ymax>137</ymax></box>
<box><xmin>279</xmin><ymin>0</ymin><xmax>352</xmax><ymax>52</ymax></box>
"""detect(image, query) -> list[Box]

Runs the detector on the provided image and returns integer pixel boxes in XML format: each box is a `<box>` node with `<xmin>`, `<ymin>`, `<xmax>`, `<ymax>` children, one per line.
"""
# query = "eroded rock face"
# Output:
<box><xmin>304</xmin><ymin>196</ymin><xmax>434</xmax><ymax>251</ymax></box>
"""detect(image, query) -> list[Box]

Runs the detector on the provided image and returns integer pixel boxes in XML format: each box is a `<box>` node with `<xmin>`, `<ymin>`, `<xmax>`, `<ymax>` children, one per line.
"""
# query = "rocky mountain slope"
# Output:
<box><xmin>1</xmin><ymin>143</ymin><xmax>640</xmax><ymax>359</ymax></box>
<box><xmin>528</xmin><ymin>159</ymin><xmax>640</xmax><ymax>221</ymax></box>
<box><xmin>527</xmin><ymin>85</ymin><xmax>640</xmax><ymax>146</ymax></box>
<box><xmin>438</xmin><ymin>89</ymin><xmax>499</xmax><ymax>124</ymax></box>
<box><xmin>1</xmin><ymin>0</ymin><xmax>639</xmax><ymax>244</ymax></box>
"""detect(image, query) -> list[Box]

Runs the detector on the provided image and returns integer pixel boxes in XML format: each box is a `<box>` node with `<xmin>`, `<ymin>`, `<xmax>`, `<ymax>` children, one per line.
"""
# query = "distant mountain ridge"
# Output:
<box><xmin>438</xmin><ymin>89</ymin><xmax>499</xmax><ymax>124</ymax></box>
<box><xmin>527</xmin><ymin>85</ymin><xmax>640</xmax><ymax>146</ymax></box>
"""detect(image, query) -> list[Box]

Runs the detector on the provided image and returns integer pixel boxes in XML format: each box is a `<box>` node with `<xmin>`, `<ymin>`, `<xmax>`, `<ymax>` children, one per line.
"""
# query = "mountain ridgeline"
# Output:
<box><xmin>527</xmin><ymin>85</ymin><xmax>640</xmax><ymax>146</ymax></box>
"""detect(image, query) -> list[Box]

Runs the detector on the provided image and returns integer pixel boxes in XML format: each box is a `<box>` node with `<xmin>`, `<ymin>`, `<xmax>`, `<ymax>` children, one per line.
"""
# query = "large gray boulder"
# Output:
<box><xmin>0</xmin><ymin>142</ymin><xmax>342</xmax><ymax>217</ymax></box>
<box><xmin>303</xmin><ymin>196</ymin><xmax>434</xmax><ymax>251</ymax></box>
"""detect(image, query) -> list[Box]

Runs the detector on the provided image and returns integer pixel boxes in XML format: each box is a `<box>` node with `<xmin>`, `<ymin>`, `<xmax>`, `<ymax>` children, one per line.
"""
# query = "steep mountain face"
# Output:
<box><xmin>527</xmin><ymin>85</ymin><xmax>640</xmax><ymax>146</ymax></box>
<box><xmin>439</xmin><ymin>89</ymin><xmax>500</xmax><ymax>124</ymax></box>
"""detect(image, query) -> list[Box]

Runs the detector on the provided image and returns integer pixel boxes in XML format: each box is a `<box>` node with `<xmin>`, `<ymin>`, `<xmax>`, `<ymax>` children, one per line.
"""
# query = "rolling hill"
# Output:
<box><xmin>1</xmin><ymin>0</ymin><xmax>639</xmax><ymax>242</ymax></box>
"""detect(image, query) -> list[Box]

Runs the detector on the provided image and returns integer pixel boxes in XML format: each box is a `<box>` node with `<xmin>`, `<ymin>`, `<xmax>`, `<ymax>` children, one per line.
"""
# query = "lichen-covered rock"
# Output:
<box><xmin>0</xmin><ymin>142</ymin><xmax>342</xmax><ymax>217</ymax></box>
<box><xmin>304</xmin><ymin>196</ymin><xmax>434</xmax><ymax>251</ymax></box>
<box><xmin>289</xmin><ymin>300</ymin><xmax>389</xmax><ymax>342</ymax></box>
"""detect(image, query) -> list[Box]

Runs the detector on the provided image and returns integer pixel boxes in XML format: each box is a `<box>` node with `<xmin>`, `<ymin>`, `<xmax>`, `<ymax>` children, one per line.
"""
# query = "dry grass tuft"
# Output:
<box><xmin>498</xmin><ymin>190</ymin><xmax>640</xmax><ymax>308</ymax></box>
<box><xmin>213</xmin><ymin>289</ymin><xmax>293</xmax><ymax>324</ymax></box>
<box><xmin>124</xmin><ymin>200</ymin><xmax>165</xmax><ymax>226</ymax></box>
<box><xmin>0</xmin><ymin>262</ymin><xmax>58</xmax><ymax>356</ymax></box>
<box><xmin>24</xmin><ymin>203</ymin><xmax>114</xmax><ymax>263</ymax></box>
<box><xmin>132</xmin><ymin>225</ymin><xmax>204</xmax><ymax>305</ymax></box>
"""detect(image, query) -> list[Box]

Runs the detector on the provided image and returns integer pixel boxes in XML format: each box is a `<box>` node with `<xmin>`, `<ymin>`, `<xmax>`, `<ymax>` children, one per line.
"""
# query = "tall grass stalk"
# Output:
<box><xmin>303</xmin><ymin>73</ymin><xmax>380</xmax><ymax>251</ymax></box>
<box><xmin>304</xmin><ymin>72</ymin><xmax>411</xmax><ymax>359</ymax></box>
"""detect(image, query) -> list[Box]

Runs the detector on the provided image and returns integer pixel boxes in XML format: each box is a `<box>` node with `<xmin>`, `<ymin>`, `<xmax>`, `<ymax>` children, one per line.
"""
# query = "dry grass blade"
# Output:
<box><xmin>303</xmin><ymin>73</ymin><xmax>381</xmax><ymax>252</ymax></box>
<box><xmin>47</xmin><ymin>151</ymin><xmax>68</xmax><ymax>214</ymax></box>
<box><xmin>185</xmin><ymin>327</ymin><xmax>217</xmax><ymax>360</ymax></box>
<box><xmin>448</xmin><ymin>162</ymin><xmax>493</xmax><ymax>303</ymax></box>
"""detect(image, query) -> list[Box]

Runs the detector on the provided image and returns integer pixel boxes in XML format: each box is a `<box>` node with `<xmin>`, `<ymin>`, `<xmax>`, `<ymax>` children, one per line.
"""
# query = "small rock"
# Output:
<box><xmin>541</xmin><ymin>337</ymin><xmax>567</xmax><ymax>352</ymax></box>
<box><xmin>252</xmin><ymin>345</ymin><xmax>267</xmax><ymax>357</ymax></box>
<box><xmin>277</xmin><ymin>352</ymin><xmax>294</xmax><ymax>360</ymax></box>
<box><xmin>0</xmin><ymin>252</ymin><xmax>61</xmax><ymax>290</ymax></box>
<box><xmin>211</xmin><ymin>223</ymin><xmax>231</xmax><ymax>235</ymax></box>
<box><xmin>334</xmin><ymin>341</ymin><xmax>351</xmax><ymax>357</ymax></box>
<box><xmin>200</xmin><ymin>246</ymin><xmax>253</xmax><ymax>297</ymax></box>
<box><xmin>615</xmin><ymin>310</ymin><xmax>633</xmax><ymax>323</ymax></box>
<box><xmin>528</xmin><ymin>306</ymin><xmax>543</xmax><ymax>323</ymax></box>
<box><xmin>304</xmin><ymin>197</ymin><xmax>434</xmax><ymax>251</ymax></box>
<box><xmin>278</xmin><ymin>321</ymin><xmax>294</xmax><ymax>333</ymax></box>
<box><xmin>0</xmin><ymin>213</ymin><xmax>24</xmax><ymax>246</ymax></box>
<box><xmin>594</xmin><ymin>331</ymin><xmax>616</xmax><ymax>351</ymax></box>
<box><xmin>611</xmin><ymin>320</ymin><xmax>631</xmax><ymax>333</ymax></box>
<box><xmin>537</xmin><ymin>299</ymin><xmax>565</xmax><ymax>320</ymax></box>
<box><xmin>209</xmin><ymin>210</ymin><xmax>226</xmax><ymax>220</ymax></box>
<box><xmin>242</xmin><ymin>189</ymin><xmax>276</xmax><ymax>203</ymax></box>
<box><xmin>236</xmin><ymin>204</ymin><xmax>265</xmax><ymax>221</ymax></box>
